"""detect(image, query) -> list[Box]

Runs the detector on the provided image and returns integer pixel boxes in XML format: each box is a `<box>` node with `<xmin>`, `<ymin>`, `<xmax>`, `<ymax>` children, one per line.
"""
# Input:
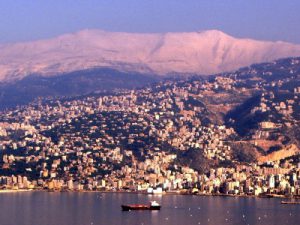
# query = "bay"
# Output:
<box><xmin>0</xmin><ymin>192</ymin><xmax>299</xmax><ymax>225</ymax></box>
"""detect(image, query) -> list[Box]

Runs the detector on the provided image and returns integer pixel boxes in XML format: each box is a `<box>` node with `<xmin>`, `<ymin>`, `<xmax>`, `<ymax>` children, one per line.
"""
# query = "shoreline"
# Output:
<box><xmin>0</xmin><ymin>189</ymin><xmax>33</xmax><ymax>193</ymax></box>
<box><xmin>0</xmin><ymin>189</ymin><xmax>298</xmax><ymax>199</ymax></box>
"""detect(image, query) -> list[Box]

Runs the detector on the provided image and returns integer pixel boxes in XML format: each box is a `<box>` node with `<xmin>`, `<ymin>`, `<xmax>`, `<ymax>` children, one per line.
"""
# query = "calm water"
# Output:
<box><xmin>0</xmin><ymin>192</ymin><xmax>299</xmax><ymax>225</ymax></box>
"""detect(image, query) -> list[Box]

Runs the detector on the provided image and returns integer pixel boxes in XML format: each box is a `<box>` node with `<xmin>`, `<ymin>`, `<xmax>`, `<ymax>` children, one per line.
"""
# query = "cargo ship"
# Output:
<box><xmin>121</xmin><ymin>201</ymin><xmax>161</xmax><ymax>211</ymax></box>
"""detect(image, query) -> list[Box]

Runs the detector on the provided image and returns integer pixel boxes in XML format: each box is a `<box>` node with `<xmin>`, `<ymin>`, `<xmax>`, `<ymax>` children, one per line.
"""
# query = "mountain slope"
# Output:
<box><xmin>0</xmin><ymin>68</ymin><xmax>159</xmax><ymax>109</ymax></box>
<box><xmin>1</xmin><ymin>29</ymin><xmax>300</xmax><ymax>82</ymax></box>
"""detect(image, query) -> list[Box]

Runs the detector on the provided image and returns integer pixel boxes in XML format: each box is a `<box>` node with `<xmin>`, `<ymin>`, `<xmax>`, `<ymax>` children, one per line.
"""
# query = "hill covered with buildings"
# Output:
<box><xmin>0</xmin><ymin>57</ymin><xmax>300</xmax><ymax>196</ymax></box>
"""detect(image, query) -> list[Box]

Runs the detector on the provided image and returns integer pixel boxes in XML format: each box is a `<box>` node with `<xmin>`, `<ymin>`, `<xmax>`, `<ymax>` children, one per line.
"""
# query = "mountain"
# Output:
<box><xmin>0</xmin><ymin>68</ymin><xmax>159</xmax><ymax>109</ymax></box>
<box><xmin>1</xmin><ymin>29</ymin><xmax>300</xmax><ymax>82</ymax></box>
<box><xmin>1</xmin><ymin>57</ymin><xmax>300</xmax><ymax>180</ymax></box>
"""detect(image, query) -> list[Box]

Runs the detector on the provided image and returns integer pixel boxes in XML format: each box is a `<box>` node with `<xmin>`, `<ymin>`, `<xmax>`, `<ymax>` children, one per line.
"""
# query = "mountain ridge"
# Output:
<box><xmin>1</xmin><ymin>29</ymin><xmax>300</xmax><ymax>82</ymax></box>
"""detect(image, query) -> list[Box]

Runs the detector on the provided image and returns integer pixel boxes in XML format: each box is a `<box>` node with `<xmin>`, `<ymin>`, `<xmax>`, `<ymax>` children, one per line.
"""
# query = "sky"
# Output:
<box><xmin>0</xmin><ymin>0</ymin><xmax>299</xmax><ymax>44</ymax></box>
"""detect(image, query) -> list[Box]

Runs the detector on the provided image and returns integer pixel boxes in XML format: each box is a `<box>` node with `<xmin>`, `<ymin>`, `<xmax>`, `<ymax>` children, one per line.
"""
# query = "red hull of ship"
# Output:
<box><xmin>121</xmin><ymin>204</ymin><xmax>161</xmax><ymax>211</ymax></box>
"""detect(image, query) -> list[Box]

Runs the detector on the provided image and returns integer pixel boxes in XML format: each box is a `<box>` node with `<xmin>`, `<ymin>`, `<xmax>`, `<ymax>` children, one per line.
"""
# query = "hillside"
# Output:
<box><xmin>225</xmin><ymin>57</ymin><xmax>300</xmax><ymax>148</ymax></box>
<box><xmin>0</xmin><ymin>68</ymin><xmax>159</xmax><ymax>109</ymax></box>
<box><xmin>1</xmin><ymin>57</ymin><xmax>300</xmax><ymax>176</ymax></box>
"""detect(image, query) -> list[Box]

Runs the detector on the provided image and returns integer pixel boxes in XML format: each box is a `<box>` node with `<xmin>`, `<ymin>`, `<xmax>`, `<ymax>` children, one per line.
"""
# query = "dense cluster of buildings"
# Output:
<box><xmin>0</xmin><ymin>58</ymin><xmax>300</xmax><ymax>197</ymax></box>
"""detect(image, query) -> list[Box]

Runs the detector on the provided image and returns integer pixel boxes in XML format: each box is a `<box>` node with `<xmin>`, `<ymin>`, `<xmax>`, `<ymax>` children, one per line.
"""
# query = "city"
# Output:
<box><xmin>1</xmin><ymin>57</ymin><xmax>300</xmax><ymax>198</ymax></box>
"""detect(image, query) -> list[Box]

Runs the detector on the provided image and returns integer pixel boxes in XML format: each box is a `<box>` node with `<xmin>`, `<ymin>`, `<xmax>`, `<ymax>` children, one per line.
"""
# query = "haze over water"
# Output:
<box><xmin>0</xmin><ymin>192</ymin><xmax>299</xmax><ymax>225</ymax></box>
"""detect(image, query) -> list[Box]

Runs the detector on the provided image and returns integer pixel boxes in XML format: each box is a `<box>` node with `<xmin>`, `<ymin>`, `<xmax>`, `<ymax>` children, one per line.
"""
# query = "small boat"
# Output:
<box><xmin>281</xmin><ymin>201</ymin><xmax>300</xmax><ymax>205</ymax></box>
<box><xmin>121</xmin><ymin>201</ymin><xmax>161</xmax><ymax>211</ymax></box>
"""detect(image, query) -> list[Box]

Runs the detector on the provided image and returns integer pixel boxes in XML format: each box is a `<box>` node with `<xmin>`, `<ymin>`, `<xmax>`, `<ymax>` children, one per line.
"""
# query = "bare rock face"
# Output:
<box><xmin>1</xmin><ymin>29</ymin><xmax>300</xmax><ymax>82</ymax></box>
<box><xmin>258</xmin><ymin>144</ymin><xmax>299</xmax><ymax>163</ymax></box>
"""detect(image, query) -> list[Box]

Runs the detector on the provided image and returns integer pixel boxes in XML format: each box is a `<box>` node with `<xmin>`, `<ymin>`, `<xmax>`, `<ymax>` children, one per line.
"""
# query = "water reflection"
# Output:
<box><xmin>0</xmin><ymin>192</ymin><xmax>299</xmax><ymax>225</ymax></box>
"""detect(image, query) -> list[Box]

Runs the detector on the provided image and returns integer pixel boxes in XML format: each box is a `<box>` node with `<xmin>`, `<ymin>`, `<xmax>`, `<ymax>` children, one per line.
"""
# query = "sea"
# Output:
<box><xmin>0</xmin><ymin>192</ymin><xmax>299</xmax><ymax>225</ymax></box>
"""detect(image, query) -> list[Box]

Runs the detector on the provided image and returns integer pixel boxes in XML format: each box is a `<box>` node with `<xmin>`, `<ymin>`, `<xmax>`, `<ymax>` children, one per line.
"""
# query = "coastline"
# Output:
<box><xmin>0</xmin><ymin>189</ymin><xmax>33</xmax><ymax>193</ymax></box>
<box><xmin>0</xmin><ymin>188</ymin><xmax>298</xmax><ymax>199</ymax></box>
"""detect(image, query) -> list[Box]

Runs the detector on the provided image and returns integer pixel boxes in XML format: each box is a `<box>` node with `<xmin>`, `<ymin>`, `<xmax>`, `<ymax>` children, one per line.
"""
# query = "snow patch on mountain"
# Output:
<box><xmin>0</xmin><ymin>29</ymin><xmax>300</xmax><ymax>82</ymax></box>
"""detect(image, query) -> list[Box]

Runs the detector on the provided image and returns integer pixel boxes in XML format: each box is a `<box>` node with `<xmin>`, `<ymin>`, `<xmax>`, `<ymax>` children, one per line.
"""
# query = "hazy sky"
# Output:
<box><xmin>0</xmin><ymin>0</ymin><xmax>299</xmax><ymax>44</ymax></box>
